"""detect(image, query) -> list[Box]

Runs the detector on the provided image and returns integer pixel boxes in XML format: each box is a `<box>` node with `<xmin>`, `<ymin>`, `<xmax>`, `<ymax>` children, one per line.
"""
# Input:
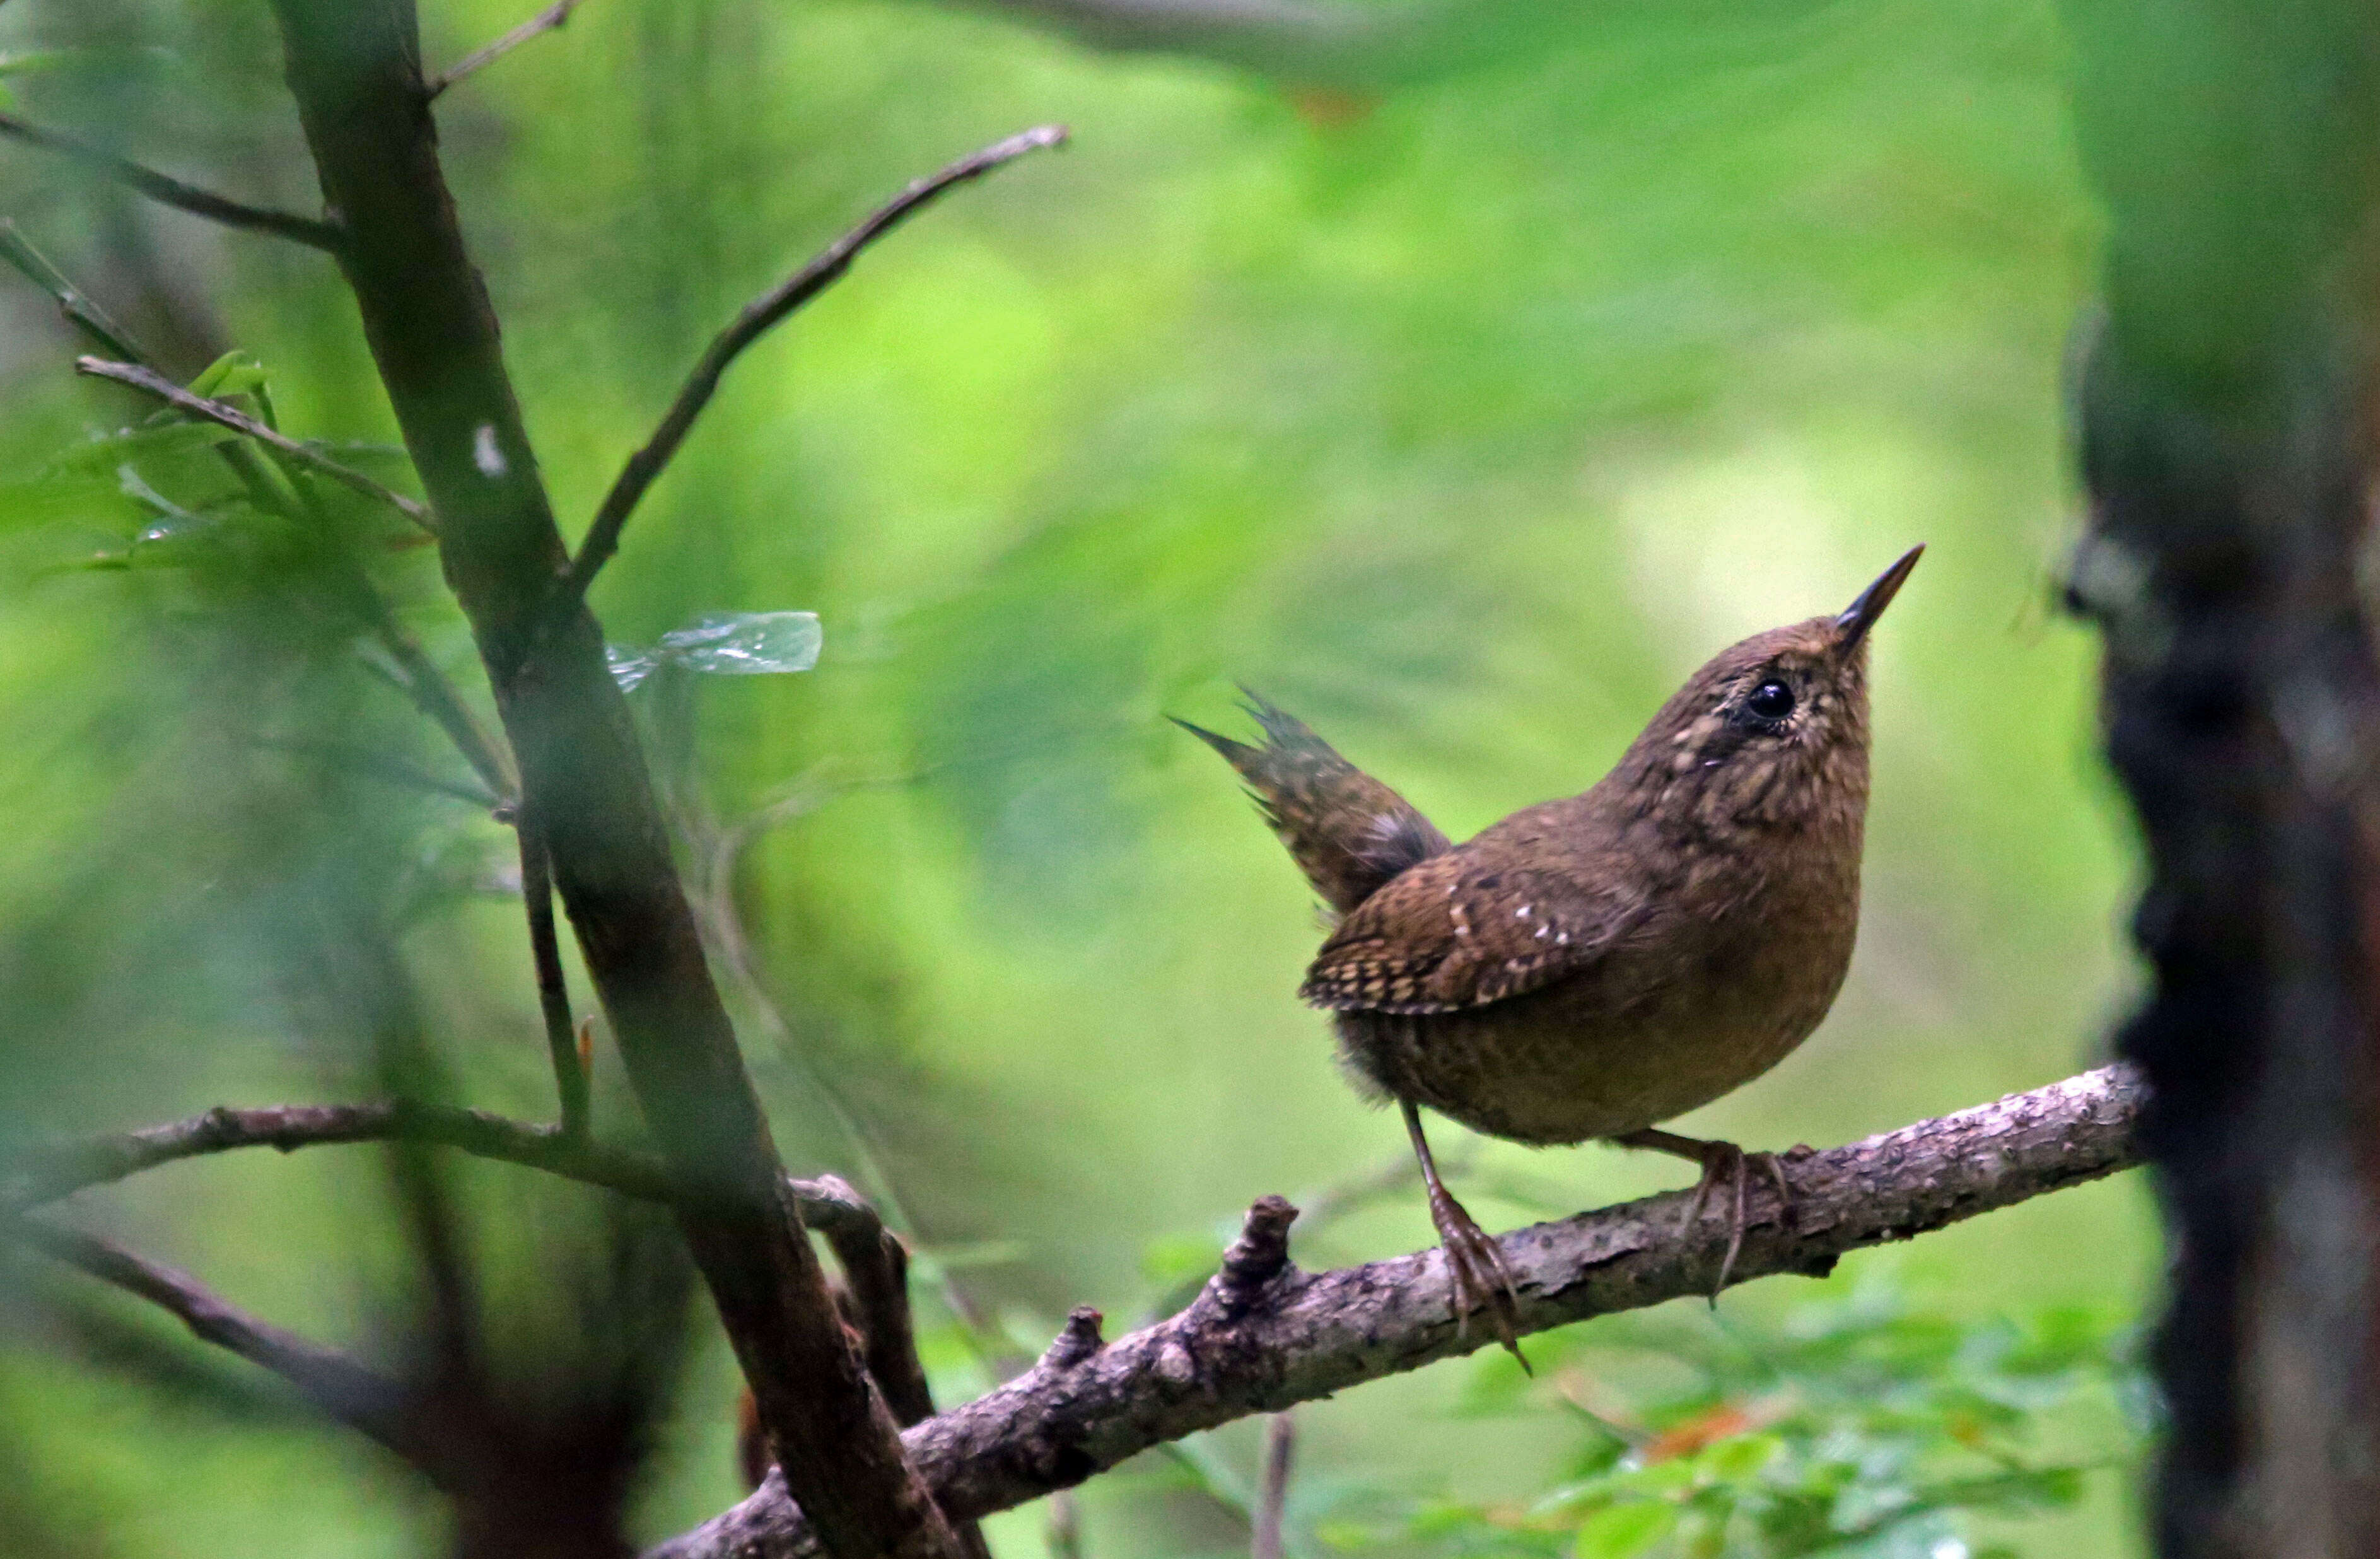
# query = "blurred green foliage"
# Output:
<box><xmin>0</xmin><ymin>0</ymin><xmax>2149</xmax><ymax>1555</ymax></box>
<box><xmin>1330</xmin><ymin>1282</ymin><xmax>2142</xmax><ymax>1559</ymax></box>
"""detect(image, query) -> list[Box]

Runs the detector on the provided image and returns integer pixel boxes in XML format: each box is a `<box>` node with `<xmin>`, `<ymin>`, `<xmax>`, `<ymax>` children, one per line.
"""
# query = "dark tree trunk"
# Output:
<box><xmin>2063</xmin><ymin>0</ymin><xmax>2380</xmax><ymax>1550</ymax></box>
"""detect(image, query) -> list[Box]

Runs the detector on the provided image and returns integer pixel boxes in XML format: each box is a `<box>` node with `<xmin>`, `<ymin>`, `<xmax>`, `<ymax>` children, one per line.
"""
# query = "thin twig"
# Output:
<box><xmin>11</xmin><ymin>1218</ymin><xmax>430</xmax><ymax>1468</ymax></box>
<box><xmin>0</xmin><ymin>114</ymin><xmax>342</xmax><ymax>253</ymax></box>
<box><xmin>0</xmin><ymin>219</ymin><xmax>149</xmax><ymax>361</ymax></box>
<box><xmin>428</xmin><ymin>0</ymin><xmax>588</xmax><ymax>97</ymax></box>
<box><xmin>0</xmin><ymin>1099</ymin><xmax>890</xmax><ymax>1230</ymax></box>
<box><xmin>516</xmin><ymin>810</ymin><xmax>589</xmax><ymax>1137</ymax></box>
<box><xmin>352</xmin><ymin>623</ymin><xmax>516</xmax><ymax>803</ymax></box>
<box><xmin>76</xmin><ymin>356</ymin><xmax>436</xmax><ymax>533</ymax></box>
<box><xmin>1251</xmin><ymin>1411</ymin><xmax>1293</xmax><ymax>1559</ymax></box>
<box><xmin>252</xmin><ymin>738</ymin><xmax>500</xmax><ymax>809</ymax></box>
<box><xmin>560</xmin><ymin>124</ymin><xmax>1067</xmax><ymax>601</ymax></box>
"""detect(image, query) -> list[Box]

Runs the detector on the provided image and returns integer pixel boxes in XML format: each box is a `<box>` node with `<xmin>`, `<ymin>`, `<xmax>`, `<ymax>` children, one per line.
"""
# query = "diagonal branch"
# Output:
<box><xmin>76</xmin><ymin>356</ymin><xmax>436</xmax><ymax>534</ymax></box>
<box><xmin>0</xmin><ymin>113</ymin><xmax>344</xmax><ymax>253</ymax></box>
<box><xmin>428</xmin><ymin>0</ymin><xmax>590</xmax><ymax>98</ymax></box>
<box><xmin>646</xmin><ymin>1066</ymin><xmax>2147</xmax><ymax>1559</ymax></box>
<box><xmin>559</xmin><ymin>124</ymin><xmax>1067</xmax><ymax>602</ymax></box>
<box><xmin>515</xmin><ymin>809</ymin><xmax>590</xmax><ymax>1138</ymax></box>
<box><xmin>11</xmin><ymin>1218</ymin><xmax>433</xmax><ymax>1469</ymax></box>
<box><xmin>267</xmin><ymin>4</ymin><xmax>958</xmax><ymax>1546</ymax></box>
<box><xmin>0</xmin><ymin>219</ymin><xmax>149</xmax><ymax>362</ymax></box>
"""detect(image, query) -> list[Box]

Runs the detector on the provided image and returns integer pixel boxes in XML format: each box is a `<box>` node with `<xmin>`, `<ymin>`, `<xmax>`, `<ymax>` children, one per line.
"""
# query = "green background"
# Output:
<box><xmin>0</xmin><ymin>0</ymin><xmax>2150</xmax><ymax>1554</ymax></box>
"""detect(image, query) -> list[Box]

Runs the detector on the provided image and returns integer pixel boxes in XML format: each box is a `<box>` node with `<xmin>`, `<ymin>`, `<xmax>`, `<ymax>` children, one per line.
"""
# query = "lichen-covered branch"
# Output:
<box><xmin>650</xmin><ymin>1065</ymin><xmax>2145</xmax><ymax>1559</ymax></box>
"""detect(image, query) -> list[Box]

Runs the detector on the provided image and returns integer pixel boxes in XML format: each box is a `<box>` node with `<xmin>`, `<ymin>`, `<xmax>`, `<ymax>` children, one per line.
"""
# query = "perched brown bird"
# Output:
<box><xmin>1178</xmin><ymin>546</ymin><xmax>1921</xmax><ymax>1357</ymax></box>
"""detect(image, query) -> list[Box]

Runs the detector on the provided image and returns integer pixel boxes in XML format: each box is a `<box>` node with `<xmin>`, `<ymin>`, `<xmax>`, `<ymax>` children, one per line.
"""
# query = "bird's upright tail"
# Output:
<box><xmin>1173</xmin><ymin>691</ymin><xmax>1451</xmax><ymax>918</ymax></box>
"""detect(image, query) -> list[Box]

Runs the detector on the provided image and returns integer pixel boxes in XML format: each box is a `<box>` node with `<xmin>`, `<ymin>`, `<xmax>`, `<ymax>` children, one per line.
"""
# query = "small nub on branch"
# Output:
<box><xmin>1039</xmin><ymin>1307</ymin><xmax>1105</xmax><ymax>1370</ymax></box>
<box><xmin>1212</xmin><ymin>1196</ymin><xmax>1299</xmax><ymax>1317</ymax></box>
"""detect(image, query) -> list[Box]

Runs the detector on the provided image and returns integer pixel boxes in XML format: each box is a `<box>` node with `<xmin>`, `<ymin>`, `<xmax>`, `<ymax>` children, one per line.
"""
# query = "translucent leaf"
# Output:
<box><xmin>655</xmin><ymin>610</ymin><xmax>821</xmax><ymax>675</ymax></box>
<box><xmin>605</xmin><ymin>645</ymin><xmax>660</xmax><ymax>693</ymax></box>
<box><xmin>1573</xmin><ymin>1500</ymin><xmax>1676</xmax><ymax>1559</ymax></box>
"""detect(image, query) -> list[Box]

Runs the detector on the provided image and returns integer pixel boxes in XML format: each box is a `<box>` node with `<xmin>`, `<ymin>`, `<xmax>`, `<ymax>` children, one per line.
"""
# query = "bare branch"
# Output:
<box><xmin>560</xmin><ymin>124</ymin><xmax>1067</xmax><ymax>602</ymax></box>
<box><xmin>0</xmin><ymin>113</ymin><xmax>342</xmax><ymax>253</ymax></box>
<box><xmin>515</xmin><ymin>811</ymin><xmax>590</xmax><ymax>1137</ymax></box>
<box><xmin>648</xmin><ymin>1066</ymin><xmax>2147</xmax><ymax>1558</ymax></box>
<box><xmin>2</xmin><ymin>1101</ymin><xmax>670</xmax><ymax>1212</ymax></box>
<box><xmin>428</xmin><ymin>0</ymin><xmax>588</xmax><ymax>98</ymax></box>
<box><xmin>0</xmin><ymin>1099</ymin><xmax>899</xmax><ymax>1239</ymax></box>
<box><xmin>76</xmin><ymin>356</ymin><xmax>436</xmax><ymax>534</ymax></box>
<box><xmin>11</xmin><ymin>1218</ymin><xmax>429</xmax><ymax>1467</ymax></box>
<box><xmin>0</xmin><ymin>219</ymin><xmax>149</xmax><ymax>361</ymax></box>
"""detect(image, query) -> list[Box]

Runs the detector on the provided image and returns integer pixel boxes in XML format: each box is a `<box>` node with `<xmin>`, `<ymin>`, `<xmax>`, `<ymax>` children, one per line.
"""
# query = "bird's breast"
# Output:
<box><xmin>1337</xmin><ymin>830</ymin><xmax>1862</xmax><ymax>1145</ymax></box>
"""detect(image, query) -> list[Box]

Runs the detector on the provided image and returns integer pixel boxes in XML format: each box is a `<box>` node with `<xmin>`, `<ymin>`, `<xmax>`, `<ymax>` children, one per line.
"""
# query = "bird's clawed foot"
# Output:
<box><xmin>1613</xmin><ymin>1128</ymin><xmax>1799</xmax><ymax>1301</ymax></box>
<box><xmin>1425</xmin><ymin>1177</ymin><xmax>1527</xmax><ymax>1371</ymax></box>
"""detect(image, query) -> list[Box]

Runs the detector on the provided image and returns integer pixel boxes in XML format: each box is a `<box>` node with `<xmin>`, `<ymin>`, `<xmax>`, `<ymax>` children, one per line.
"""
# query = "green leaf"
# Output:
<box><xmin>1696</xmin><ymin>1433</ymin><xmax>1782</xmax><ymax>1483</ymax></box>
<box><xmin>187</xmin><ymin>350</ymin><xmax>269</xmax><ymax>400</ymax></box>
<box><xmin>48</xmin><ymin>421</ymin><xmax>236</xmax><ymax>474</ymax></box>
<box><xmin>1573</xmin><ymin>1501</ymin><xmax>1676</xmax><ymax>1559</ymax></box>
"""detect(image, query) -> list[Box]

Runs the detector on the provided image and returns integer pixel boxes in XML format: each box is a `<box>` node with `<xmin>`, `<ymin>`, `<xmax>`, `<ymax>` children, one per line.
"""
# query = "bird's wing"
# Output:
<box><xmin>1299</xmin><ymin>851</ymin><xmax>1640</xmax><ymax>1015</ymax></box>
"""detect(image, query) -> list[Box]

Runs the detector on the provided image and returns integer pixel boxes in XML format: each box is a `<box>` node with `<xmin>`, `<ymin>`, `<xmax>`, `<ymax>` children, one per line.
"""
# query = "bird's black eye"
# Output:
<box><xmin>1747</xmin><ymin>679</ymin><xmax>1795</xmax><ymax>721</ymax></box>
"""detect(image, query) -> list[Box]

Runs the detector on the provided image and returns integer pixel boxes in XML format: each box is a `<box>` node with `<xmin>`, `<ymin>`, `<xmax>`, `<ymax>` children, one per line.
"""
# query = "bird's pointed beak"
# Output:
<box><xmin>1833</xmin><ymin>544</ymin><xmax>1923</xmax><ymax>658</ymax></box>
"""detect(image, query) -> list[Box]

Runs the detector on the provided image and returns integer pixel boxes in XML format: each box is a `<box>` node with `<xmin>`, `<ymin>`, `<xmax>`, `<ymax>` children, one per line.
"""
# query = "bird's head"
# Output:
<box><xmin>1619</xmin><ymin>545</ymin><xmax>1922</xmax><ymax>834</ymax></box>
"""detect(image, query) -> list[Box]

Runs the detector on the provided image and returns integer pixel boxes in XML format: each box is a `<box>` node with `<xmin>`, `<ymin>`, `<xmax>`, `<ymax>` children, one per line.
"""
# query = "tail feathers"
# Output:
<box><xmin>1174</xmin><ymin>691</ymin><xmax>1450</xmax><ymax>917</ymax></box>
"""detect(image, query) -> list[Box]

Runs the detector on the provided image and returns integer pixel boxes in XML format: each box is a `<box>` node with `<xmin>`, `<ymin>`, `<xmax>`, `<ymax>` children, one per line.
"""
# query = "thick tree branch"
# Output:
<box><xmin>648</xmin><ymin>1066</ymin><xmax>2145</xmax><ymax>1559</ymax></box>
<box><xmin>76</xmin><ymin>356</ymin><xmax>436</xmax><ymax>533</ymax></box>
<box><xmin>560</xmin><ymin>124</ymin><xmax>1066</xmax><ymax>601</ymax></box>
<box><xmin>0</xmin><ymin>113</ymin><xmax>343</xmax><ymax>252</ymax></box>
<box><xmin>11</xmin><ymin>1219</ymin><xmax>430</xmax><ymax>1468</ymax></box>
<box><xmin>262</xmin><ymin>6</ymin><xmax>959</xmax><ymax>1554</ymax></box>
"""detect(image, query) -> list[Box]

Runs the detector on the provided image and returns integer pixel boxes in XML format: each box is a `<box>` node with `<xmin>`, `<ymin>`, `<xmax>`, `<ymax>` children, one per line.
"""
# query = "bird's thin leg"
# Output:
<box><xmin>1610</xmin><ymin>1127</ymin><xmax>1798</xmax><ymax>1300</ymax></box>
<box><xmin>1402</xmin><ymin>1099</ymin><xmax>1527</xmax><ymax>1370</ymax></box>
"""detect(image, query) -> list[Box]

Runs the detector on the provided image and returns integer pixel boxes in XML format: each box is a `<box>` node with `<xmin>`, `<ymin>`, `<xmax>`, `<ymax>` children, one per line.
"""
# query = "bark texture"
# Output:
<box><xmin>2063</xmin><ymin>0</ymin><xmax>2380</xmax><ymax>1551</ymax></box>
<box><xmin>651</xmin><ymin>1066</ymin><xmax>2144</xmax><ymax>1559</ymax></box>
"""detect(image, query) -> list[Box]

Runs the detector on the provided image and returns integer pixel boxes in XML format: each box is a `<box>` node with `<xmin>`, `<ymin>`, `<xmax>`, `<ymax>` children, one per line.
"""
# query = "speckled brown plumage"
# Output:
<box><xmin>1183</xmin><ymin>546</ymin><xmax>1922</xmax><ymax>1356</ymax></box>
